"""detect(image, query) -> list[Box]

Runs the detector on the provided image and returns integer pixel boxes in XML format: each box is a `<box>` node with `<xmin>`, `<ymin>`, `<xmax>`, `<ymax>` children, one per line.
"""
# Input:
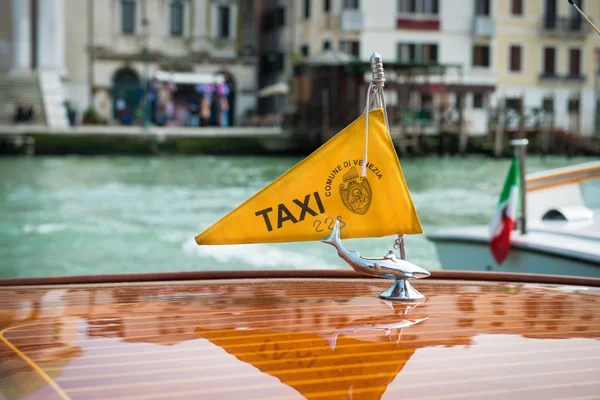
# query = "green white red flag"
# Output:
<box><xmin>489</xmin><ymin>156</ymin><xmax>520</xmax><ymax>264</ymax></box>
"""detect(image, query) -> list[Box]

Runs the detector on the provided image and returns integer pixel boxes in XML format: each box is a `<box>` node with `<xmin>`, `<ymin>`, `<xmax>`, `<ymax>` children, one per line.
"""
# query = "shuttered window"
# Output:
<box><xmin>218</xmin><ymin>6</ymin><xmax>230</xmax><ymax>38</ymax></box>
<box><xmin>170</xmin><ymin>1</ymin><xmax>184</xmax><ymax>36</ymax></box>
<box><xmin>398</xmin><ymin>43</ymin><xmax>438</xmax><ymax>63</ymax></box>
<box><xmin>475</xmin><ymin>0</ymin><xmax>490</xmax><ymax>16</ymax></box>
<box><xmin>510</xmin><ymin>45</ymin><xmax>522</xmax><ymax>72</ymax></box>
<box><xmin>543</xmin><ymin>47</ymin><xmax>556</xmax><ymax>75</ymax></box>
<box><xmin>121</xmin><ymin>0</ymin><xmax>136</xmax><ymax>34</ymax></box>
<box><xmin>472</xmin><ymin>45</ymin><xmax>490</xmax><ymax>67</ymax></box>
<box><xmin>569</xmin><ymin>48</ymin><xmax>581</xmax><ymax>77</ymax></box>
<box><xmin>511</xmin><ymin>0</ymin><xmax>523</xmax><ymax>16</ymax></box>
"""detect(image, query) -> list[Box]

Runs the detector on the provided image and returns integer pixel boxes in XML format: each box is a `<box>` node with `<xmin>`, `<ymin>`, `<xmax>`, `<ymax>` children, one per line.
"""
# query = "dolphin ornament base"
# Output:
<box><xmin>322</xmin><ymin>220</ymin><xmax>430</xmax><ymax>301</ymax></box>
<box><xmin>378</xmin><ymin>279</ymin><xmax>425</xmax><ymax>301</ymax></box>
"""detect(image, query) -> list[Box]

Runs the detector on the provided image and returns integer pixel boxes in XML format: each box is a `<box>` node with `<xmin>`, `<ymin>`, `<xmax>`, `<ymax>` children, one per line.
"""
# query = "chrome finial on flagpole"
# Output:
<box><xmin>370</xmin><ymin>52</ymin><xmax>385</xmax><ymax>89</ymax></box>
<box><xmin>369</xmin><ymin>52</ymin><xmax>390</xmax><ymax>130</ymax></box>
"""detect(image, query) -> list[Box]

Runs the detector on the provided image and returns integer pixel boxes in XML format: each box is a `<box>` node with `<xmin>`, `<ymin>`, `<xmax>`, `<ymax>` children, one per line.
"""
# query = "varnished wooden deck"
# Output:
<box><xmin>1</xmin><ymin>274</ymin><xmax>599</xmax><ymax>399</ymax></box>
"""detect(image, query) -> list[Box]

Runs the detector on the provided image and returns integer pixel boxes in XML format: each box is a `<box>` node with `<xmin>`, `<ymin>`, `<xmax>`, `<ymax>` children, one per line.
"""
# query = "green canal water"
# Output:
<box><xmin>0</xmin><ymin>155</ymin><xmax>595</xmax><ymax>278</ymax></box>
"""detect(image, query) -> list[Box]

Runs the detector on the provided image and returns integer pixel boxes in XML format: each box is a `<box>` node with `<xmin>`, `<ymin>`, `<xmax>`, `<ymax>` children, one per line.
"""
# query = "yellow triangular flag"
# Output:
<box><xmin>196</xmin><ymin>108</ymin><xmax>423</xmax><ymax>245</ymax></box>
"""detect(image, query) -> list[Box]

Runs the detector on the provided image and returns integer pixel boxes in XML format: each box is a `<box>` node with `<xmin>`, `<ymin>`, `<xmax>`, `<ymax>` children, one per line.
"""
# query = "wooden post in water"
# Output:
<box><xmin>398</xmin><ymin>83</ymin><xmax>407</xmax><ymax>155</ymax></box>
<box><xmin>321</xmin><ymin>89</ymin><xmax>330</xmax><ymax>143</ymax></box>
<box><xmin>518</xmin><ymin>93</ymin><xmax>526</xmax><ymax>140</ymax></box>
<box><xmin>541</xmin><ymin>95</ymin><xmax>550</xmax><ymax>154</ymax></box>
<box><xmin>494</xmin><ymin>97</ymin><xmax>505</xmax><ymax>157</ymax></box>
<box><xmin>576</xmin><ymin>90</ymin><xmax>582</xmax><ymax>137</ymax></box>
<box><xmin>549</xmin><ymin>92</ymin><xmax>556</xmax><ymax>153</ymax></box>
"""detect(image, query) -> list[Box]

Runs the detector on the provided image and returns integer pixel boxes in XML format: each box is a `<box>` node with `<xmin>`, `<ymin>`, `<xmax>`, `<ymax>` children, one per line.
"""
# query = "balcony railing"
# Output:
<box><xmin>541</xmin><ymin>16</ymin><xmax>590</xmax><ymax>36</ymax></box>
<box><xmin>340</xmin><ymin>9</ymin><xmax>363</xmax><ymax>32</ymax></box>
<box><xmin>472</xmin><ymin>16</ymin><xmax>495</xmax><ymax>37</ymax></box>
<box><xmin>396</xmin><ymin>13</ymin><xmax>440</xmax><ymax>30</ymax></box>
<box><xmin>538</xmin><ymin>73</ymin><xmax>587</xmax><ymax>83</ymax></box>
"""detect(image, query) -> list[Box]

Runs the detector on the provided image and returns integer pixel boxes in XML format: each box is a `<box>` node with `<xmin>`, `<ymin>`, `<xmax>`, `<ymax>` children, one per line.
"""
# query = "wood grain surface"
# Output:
<box><xmin>1</xmin><ymin>278</ymin><xmax>599</xmax><ymax>399</ymax></box>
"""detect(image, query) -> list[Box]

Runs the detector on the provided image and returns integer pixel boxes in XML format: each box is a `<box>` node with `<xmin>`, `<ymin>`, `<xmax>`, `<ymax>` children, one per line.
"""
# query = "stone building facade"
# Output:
<box><xmin>2</xmin><ymin>0</ymin><xmax>258</xmax><ymax>125</ymax></box>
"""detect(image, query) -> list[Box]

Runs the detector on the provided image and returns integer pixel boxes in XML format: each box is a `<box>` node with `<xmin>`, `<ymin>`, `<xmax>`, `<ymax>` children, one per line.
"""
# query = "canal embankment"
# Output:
<box><xmin>0</xmin><ymin>124</ymin><xmax>599</xmax><ymax>157</ymax></box>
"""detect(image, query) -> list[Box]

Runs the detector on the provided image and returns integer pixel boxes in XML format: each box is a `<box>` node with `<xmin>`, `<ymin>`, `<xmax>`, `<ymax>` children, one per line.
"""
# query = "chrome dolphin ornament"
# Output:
<box><xmin>322</xmin><ymin>219</ymin><xmax>430</xmax><ymax>300</ymax></box>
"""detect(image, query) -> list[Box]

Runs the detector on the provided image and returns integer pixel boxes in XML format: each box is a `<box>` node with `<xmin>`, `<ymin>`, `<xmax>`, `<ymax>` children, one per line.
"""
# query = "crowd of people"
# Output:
<box><xmin>115</xmin><ymin>80</ymin><xmax>232</xmax><ymax>128</ymax></box>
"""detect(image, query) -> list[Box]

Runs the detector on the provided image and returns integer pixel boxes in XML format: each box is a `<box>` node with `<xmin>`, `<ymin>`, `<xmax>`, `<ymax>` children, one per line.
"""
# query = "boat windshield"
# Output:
<box><xmin>581</xmin><ymin>178</ymin><xmax>600</xmax><ymax>209</ymax></box>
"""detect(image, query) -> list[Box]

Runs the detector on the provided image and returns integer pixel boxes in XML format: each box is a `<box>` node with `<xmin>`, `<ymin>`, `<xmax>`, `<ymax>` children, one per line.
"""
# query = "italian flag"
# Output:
<box><xmin>489</xmin><ymin>156</ymin><xmax>520</xmax><ymax>265</ymax></box>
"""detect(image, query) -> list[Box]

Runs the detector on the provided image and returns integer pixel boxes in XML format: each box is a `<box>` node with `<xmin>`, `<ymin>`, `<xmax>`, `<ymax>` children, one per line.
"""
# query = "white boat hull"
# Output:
<box><xmin>433</xmin><ymin>238</ymin><xmax>600</xmax><ymax>278</ymax></box>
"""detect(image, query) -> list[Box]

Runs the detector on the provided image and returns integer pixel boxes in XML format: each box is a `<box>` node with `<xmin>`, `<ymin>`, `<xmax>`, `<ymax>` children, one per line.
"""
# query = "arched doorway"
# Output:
<box><xmin>112</xmin><ymin>67</ymin><xmax>141</xmax><ymax>124</ymax></box>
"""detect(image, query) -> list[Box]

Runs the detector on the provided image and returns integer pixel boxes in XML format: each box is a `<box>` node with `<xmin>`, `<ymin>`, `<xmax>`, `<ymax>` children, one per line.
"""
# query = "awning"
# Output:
<box><xmin>305</xmin><ymin>50</ymin><xmax>353</xmax><ymax>66</ymax></box>
<box><xmin>155</xmin><ymin>71</ymin><xmax>225</xmax><ymax>85</ymax></box>
<box><xmin>258</xmin><ymin>82</ymin><xmax>289</xmax><ymax>97</ymax></box>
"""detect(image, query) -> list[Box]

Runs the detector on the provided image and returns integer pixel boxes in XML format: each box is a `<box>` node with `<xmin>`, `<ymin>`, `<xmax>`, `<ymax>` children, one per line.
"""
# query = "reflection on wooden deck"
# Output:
<box><xmin>1</xmin><ymin>279</ymin><xmax>599</xmax><ymax>399</ymax></box>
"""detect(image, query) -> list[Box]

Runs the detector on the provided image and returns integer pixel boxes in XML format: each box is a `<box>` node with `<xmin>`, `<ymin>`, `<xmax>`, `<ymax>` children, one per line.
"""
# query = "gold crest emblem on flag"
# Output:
<box><xmin>339</xmin><ymin>166</ymin><xmax>372</xmax><ymax>215</ymax></box>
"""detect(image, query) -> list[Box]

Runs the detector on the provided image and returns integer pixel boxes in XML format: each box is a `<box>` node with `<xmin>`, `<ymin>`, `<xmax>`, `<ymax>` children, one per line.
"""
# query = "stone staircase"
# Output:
<box><xmin>0</xmin><ymin>72</ymin><xmax>69</xmax><ymax>128</ymax></box>
<box><xmin>0</xmin><ymin>74</ymin><xmax>46</xmax><ymax>125</ymax></box>
<box><xmin>38</xmin><ymin>71</ymin><xmax>69</xmax><ymax>129</ymax></box>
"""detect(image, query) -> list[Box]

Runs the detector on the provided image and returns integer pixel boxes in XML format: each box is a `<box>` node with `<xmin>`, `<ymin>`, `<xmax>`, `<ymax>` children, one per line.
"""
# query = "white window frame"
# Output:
<box><xmin>398</xmin><ymin>0</ymin><xmax>439</xmax><ymax>19</ymax></box>
<box><xmin>397</xmin><ymin>42</ymin><xmax>438</xmax><ymax>63</ymax></box>
<box><xmin>165</xmin><ymin>0</ymin><xmax>189</xmax><ymax>38</ymax></box>
<box><xmin>116</xmin><ymin>0</ymin><xmax>140</xmax><ymax>35</ymax></box>
<box><xmin>212</xmin><ymin>1</ymin><xmax>237</xmax><ymax>40</ymax></box>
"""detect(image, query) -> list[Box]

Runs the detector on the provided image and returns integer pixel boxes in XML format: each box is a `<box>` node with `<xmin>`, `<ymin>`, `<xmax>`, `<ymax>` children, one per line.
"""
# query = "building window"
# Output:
<box><xmin>472</xmin><ymin>45</ymin><xmax>490</xmax><ymax>67</ymax></box>
<box><xmin>543</xmin><ymin>46</ymin><xmax>556</xmax><ymax>76</ymax></box>
<box><xmin>511</xmin><ymin>0</ymin><xmax>523</xmax><ymax>16</ymax></box>
<box><xmin>341</xmin><ymin>40</ymin><xmax>360</xmax><ymax>58</ymax></box>
<box><xmin>569</xmin><ymin>48</ymin><xmax>581</xmax><ymax>77</ymax></box>
<box><xmin>300</xmin><ymin>45</ymin><xmax>310</xmax><ymax>57</ymax></box>
<box><xmin>304</xmin><ymin>0</ymin><xmax>310</xmax><ymax>19</ymax></box>
<box><xmin>276</xmin><ymin>7</ymin><xmax>285</xmax><ymax>27</ymax></box>
<box><xmin>121</xmin><ymin>0</ymin><xmax>136</xmax><ymax>34</ymax></box>
<box><xmin>170</xmin><ymin>1</ymin><xmax>184</xmax><ymax>36</ymax></box>
<box><xmin>422</xmin><ymin>43</ymin><xmax>437</xmax><ymax>63</ymax></box>
<box><xmin>398</xmin><ymin>43</ymin><xmax>438</xmax><ymax>63</ymax></box>
<box><xmin>399</xmin><ymin>0</ymin><xmax>416</xmax><ymax>13</ymax></box>
<box><xmin>398</xmin><ymin>0</ymin><xmax>438</xmax><ymax>15</ymax></box>
<box><xmin>475</xmin><ymin>0</ymin><xmax>490</xmax><ymax>16</ymax></box>
<box><xmin>542</xmin><ymin>97</ymin><xmax>554</xmax><ymax>113</ymax></box>
<box><xmin>324</xmin><ymin>0</ymin><xmax>331</xmax><ymax>12</ymax></box>
<box><xmin>544</xmin><ymin>0</ymin><xmax>557</xmax><ymax>28</ymax></box>
<box><xmin>323</xmin><ymin>40</ymin><xmax>331</xmax><ymax>51</ymax></box>
<box><xmin>567</xmin><ymin>98</ymin><xmax>580</xmax><ymax>113</ymax></box>
<box><xmin>218</xmin><ymin>6</ymin><xmax>230</xmax><ymax>38</ymax></box>
<box><xmin>473</xmin><ymin>93</ymin><xmax>485</xmax><ymax>109</ymax></box>
<box><xmin>509</xmin><ymin>45</ymin><xmax>522</xmax><ymax>72</ymax></box>
<box><xmin>398</xmin><ymin>43</ymin><xmax>416</xmax><ymax>62</ymax></box>
<box><xmin>506</xmin><ymin>97</ymin><xmax>522</xmax><ymax>112</ymax></box>
<box><xmin>343</xmin><ymin>0</ymin><xmax>360</xmax><ymax>9</ymax></box>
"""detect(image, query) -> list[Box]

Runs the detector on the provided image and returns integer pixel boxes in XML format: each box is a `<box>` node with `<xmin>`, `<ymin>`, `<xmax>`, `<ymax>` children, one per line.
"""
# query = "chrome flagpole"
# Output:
<box><xmin>369</xmin><ymin>52</ymin><xmax>406</xmax><ymax>260</ymax></box>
